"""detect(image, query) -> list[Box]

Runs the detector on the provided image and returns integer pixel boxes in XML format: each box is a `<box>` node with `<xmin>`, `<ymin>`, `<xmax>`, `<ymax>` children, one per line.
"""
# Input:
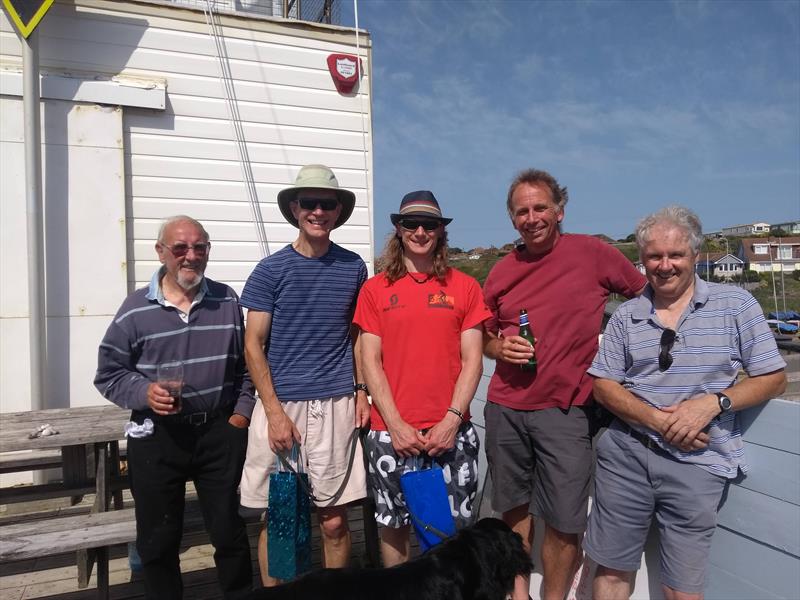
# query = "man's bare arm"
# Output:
<box><xmin>661</xmin><ymin>369</ymin><xmax>787</xmax><ymax>448</ymax></box>
<box><xmin>244</xmin><ymin>310</ymin><xmax>300</xmax><ymax>452</ymax></box>
<box><xmin>351</xmin><ymin>325</ymin><xmax>370</xmax><ymax>428</ymax></box>
<box><xmin>593</xmin><ymin>376</ymin><xmax>709</xmax><ymax>452</ymax></box>
<box><xmin>427</xmin><ymin>326</ymin><xmax>483</xmax><ymax>456</ymax></box>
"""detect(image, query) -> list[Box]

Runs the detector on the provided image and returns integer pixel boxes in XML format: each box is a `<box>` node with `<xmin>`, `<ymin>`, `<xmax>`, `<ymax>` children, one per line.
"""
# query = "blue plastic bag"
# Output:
<box><xmin>400</xmin><ymin>460</ymin><xmax>456</xmax><ymax>552</ymax></box>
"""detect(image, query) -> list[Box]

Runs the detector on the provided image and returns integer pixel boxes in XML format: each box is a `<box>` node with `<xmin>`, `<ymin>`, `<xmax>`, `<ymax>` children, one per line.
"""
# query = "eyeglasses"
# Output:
<box><xmin>161</xmin><ymin>242</ymin><xmax>211</xmax><ymax>257</ymax></box>
<box><xmin>298</xmin><ymin>198</ymin><xmax>340</xmax><ymax>211</ymax></box>
<box><xmin>659</xmin><ymin>328</ymin><xmax>676</xmax><ymax>371</ymax></box>
<box><xmin>398</xmin><ymin>219</ymin><xmax>441</xmax><ymax>232</ymax></box>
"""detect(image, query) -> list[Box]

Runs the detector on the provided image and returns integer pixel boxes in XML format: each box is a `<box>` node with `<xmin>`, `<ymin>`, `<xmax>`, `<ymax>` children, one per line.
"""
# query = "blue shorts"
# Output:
<box><xmin>365</xmin><ymin>422</ymin><xmax>479</xmax><ymax>530</ymax></box>
<box><xmin>584</xmin><ymin>423</ymin><xmax>727</xmax><ymax>594</ymax></box>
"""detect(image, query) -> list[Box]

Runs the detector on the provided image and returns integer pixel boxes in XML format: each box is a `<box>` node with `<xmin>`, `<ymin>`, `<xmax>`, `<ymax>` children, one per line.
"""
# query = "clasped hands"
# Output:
<box><xmin>388</xmin><ymin>413</ymin><xmax>460</xmax><ymax>458</ymax></box>
<box><xmin>655</xmin><ymin>393</ymin><xmax>720</xmax><ymax>452</ymax></box>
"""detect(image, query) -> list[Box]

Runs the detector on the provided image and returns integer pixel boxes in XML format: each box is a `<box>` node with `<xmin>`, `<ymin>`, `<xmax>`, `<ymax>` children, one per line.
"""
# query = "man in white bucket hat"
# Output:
<box><xmin>239</xmin><ymin>165</ymin><xmax>369</xmax><ymax>586</ymax></box>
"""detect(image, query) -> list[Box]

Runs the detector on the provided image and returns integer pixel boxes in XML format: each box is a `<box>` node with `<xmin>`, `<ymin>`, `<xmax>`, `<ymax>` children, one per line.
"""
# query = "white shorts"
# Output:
<box><xmin>239</xmin><ymin>394</ymin><xmax>367</xmax><ymax>510</ymax></box>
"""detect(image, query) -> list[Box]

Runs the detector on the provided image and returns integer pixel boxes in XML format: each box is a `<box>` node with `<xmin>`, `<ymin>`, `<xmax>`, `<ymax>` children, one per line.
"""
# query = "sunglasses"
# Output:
<box><xmin>398</xmin><ymin>219</ymin><xmax>441</xmax><ymax>232</ymax></box>
<box><xmin>162</xmin><ymin>242</ymin><xmax>210</xmax><ymax>257</ymax></box>
<box><xmin>659</xmin><ymin>328</ymin><xmax>676</xmax><ymax>371</ymax></box>
<box><xmin>298</xmin><ymin>198</ymin><xmax>340</xmax><ymax>211</ymax></box>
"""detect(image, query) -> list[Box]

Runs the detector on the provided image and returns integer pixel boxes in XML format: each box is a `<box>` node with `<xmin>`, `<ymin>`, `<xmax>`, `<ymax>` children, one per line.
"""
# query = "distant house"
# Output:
<box><xmin>770</xmin><ymin>220</ymin><xmax>800</xmax><ymax>235</ymax></box>
<box><xmin>737</xmin><ymin>237</ymin><xmax>800</xmax><ymax>273</ymax></box>
<box><xmin>721</xmin><ymin>222</ymin><xmax>771</xmax><ymax>237</ymax></box>
<box><xmin>695</xmin><ymin>253</ymin><xmax>745</xmax><ymax>279</ymax></box>
<box><xmin>468</xmin><ymin>254</ymin><xmax>481</xmax><ymax>260</ymax></box>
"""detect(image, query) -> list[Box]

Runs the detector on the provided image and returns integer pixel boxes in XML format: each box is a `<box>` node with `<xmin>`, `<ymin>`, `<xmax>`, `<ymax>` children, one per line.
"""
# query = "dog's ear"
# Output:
<box><xmin>474</xmin><ymin>517</ymin><xmax>511</xmax><ymax>533</ymax></box>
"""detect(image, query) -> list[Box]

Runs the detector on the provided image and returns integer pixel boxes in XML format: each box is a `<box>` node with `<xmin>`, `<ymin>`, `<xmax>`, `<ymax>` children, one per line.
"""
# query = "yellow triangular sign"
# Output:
<box><xmin>2</xmin><ymin>0</ymin><xmax>55</xmax><ymax>38</ymax></box>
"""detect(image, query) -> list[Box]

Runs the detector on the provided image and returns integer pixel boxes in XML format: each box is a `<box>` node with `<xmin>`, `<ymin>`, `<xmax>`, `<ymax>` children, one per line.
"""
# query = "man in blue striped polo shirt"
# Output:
<box><xmin>238</xmin><ymin>165</ymin><xmax>369</xmax><ymax>587</ymax></box>
<box><xmin>584</xmin><ymin>205</ymin><xmax>786</xmax><ymax>600</ymax></box>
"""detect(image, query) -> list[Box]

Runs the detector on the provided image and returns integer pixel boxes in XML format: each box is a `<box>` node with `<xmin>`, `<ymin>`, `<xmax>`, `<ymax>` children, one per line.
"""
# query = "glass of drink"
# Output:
<box><xmin>157</xmin><ymin>361</ymin><xmax>183</xmax><ymax>414</ymax></box>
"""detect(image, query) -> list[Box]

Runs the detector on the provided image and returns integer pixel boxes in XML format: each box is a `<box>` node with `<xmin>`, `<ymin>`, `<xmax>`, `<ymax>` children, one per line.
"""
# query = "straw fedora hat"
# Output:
<box><xmin>390</xmin><ymin>190</ymin><xmax>453</xmax><ymax>226</ymax></box>
<box><xmin>277</xmin><ymin>164</ymin><xmax>356</xmax><ymax>229</ymax></box>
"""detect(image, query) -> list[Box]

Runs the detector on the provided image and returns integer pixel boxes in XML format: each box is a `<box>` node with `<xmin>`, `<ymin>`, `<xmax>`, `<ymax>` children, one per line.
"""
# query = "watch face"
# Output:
<box><xmin>719</xmin><ymin>394</ymin><xmax>732</xmax><ymax>411</ymax></box>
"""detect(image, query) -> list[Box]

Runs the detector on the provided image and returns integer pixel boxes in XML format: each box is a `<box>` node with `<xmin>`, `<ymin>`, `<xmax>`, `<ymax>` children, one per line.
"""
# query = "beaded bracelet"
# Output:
<box><xmin>447</xmin><ymin>406</ymin><xmax>464</xmax><ymax>421</ymax></box>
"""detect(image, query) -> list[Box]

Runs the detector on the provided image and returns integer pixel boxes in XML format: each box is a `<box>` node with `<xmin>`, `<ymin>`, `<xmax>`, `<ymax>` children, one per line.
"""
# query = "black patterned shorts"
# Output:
<box><xmin>364</xmin><ymin>422</ymin><xmax>480</xmax><ymax>529</ymax></box>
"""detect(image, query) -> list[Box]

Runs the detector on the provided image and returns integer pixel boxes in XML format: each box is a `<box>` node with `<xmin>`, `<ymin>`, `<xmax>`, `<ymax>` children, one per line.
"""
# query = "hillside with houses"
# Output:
<box><xmin>447</xmin><ymin>220</ymin><xmax>800</xmax><ymax>315</ymax></box>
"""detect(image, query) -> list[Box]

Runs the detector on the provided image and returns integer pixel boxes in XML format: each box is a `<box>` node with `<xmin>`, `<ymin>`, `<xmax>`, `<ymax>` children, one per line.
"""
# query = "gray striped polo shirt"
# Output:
<box><xmin>589</xmin><ymin>276</ymin><xmax>785</xmax><ymax>478</ymax></box>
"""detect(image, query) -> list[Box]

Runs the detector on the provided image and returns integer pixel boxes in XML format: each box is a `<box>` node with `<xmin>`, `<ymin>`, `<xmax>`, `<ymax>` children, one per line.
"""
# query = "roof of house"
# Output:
<box><xmin>738</xmin><ymin>236</ymin><xmax>800</xmax><ymax>263</ymax></box>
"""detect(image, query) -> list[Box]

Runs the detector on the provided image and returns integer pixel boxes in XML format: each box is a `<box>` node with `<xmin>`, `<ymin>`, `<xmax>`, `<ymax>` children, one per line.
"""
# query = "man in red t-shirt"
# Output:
<box><xmin>482</xmin><ymin>169</ymin><xmax>646</xmax><ymax>600</ymax></box>
<box><xmin>354</xmin><ymin>191</ymin><xmax>491</xmax><ymax>569</ymax></box>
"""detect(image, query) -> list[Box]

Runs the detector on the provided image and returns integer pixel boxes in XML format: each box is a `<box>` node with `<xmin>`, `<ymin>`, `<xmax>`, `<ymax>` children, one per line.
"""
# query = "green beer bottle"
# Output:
<box><xmin>519</xmin><ymin>309</ymin><xmax>537</xmax><ymax>373</ymax></box>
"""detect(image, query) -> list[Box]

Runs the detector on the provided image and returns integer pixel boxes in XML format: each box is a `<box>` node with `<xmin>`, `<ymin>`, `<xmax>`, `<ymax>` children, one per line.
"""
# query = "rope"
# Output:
<box><xmin>202</xmin><ymin>0</ymin><xmax>270</xmax><ymax>258</ymax></box>
<box><xmin>353</xmin><ymin>0</ymin><xmax>374</xmax><ymax>272</ymax></box>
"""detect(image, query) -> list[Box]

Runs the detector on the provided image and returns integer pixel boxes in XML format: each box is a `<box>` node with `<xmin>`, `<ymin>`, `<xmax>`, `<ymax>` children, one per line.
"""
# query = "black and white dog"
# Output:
<box><xmin>246</xmin><ymin>517</ymin><xmax>532</xmax><ymax>600</ymax></box>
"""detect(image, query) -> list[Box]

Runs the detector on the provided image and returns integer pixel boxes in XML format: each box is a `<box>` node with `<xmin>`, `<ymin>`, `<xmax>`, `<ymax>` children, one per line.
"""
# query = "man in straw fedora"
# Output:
<box><xmin>238</xmin><ymin>165</ymin><xmax>370</xmax><ymax>586</ymax></box>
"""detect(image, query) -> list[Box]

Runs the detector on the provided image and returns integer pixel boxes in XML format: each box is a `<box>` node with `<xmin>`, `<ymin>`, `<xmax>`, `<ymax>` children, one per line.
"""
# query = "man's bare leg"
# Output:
<box><xmin>379</xmin><ymin>523</ymin><xmax>411</xmax><ymax>567</ymax></box>
<box><xmin>502</xmin><ymin>504</ymin><xmax>535</xmax><ymax>551</ymax></box>
<box><xmin>541</xmin><ymin>524</ymin><xmax>580</xmax><ymax>600</ymax></box>
<box><xmin>258</xmin><ymin>525</ymin><xmax>281</xmax><ymax>587</ymax></box>
<box><xmin>318</xmin><ymin>505</ymin><xmax>351</xmax><ymax>568</ymax></box>
<box><xmin>594</xmin><ymin>565</ymin><xmax>632</xmax><ymax>600</ymax></box>
<box><xmin>502</xmin><ymin>505</ymin><xmax>534</xmax><ymax>599</ymax></box>
<box><xmin>663</xmin><ymin>584</ymin><xmax>703</xmax><ymax>600</ymax></box>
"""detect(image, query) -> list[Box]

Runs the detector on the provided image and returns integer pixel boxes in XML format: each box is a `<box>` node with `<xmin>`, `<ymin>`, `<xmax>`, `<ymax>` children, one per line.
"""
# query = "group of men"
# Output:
<box><xmin>96</xmin><ymin>163</ymin><xmax>786</xmax><ymax>600</ymax></box>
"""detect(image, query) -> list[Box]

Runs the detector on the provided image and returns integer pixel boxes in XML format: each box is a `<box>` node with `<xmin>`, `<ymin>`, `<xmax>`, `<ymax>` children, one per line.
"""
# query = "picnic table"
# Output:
<box><xmin>0</xmin><ymin>404</ymin><xmax>132</xmax><ymax>597</ymax></box>
<box><xmin>0</xmin><ymin>405</ymin><xmax>130</xmax><ymax>506</ymax></box>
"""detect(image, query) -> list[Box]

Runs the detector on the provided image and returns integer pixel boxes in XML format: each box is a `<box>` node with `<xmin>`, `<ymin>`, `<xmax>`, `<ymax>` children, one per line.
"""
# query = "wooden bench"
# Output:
<box><xmin>0</xmin><ymin>507</ymin><xmax>137</xmax><ymax>600</ymax></box>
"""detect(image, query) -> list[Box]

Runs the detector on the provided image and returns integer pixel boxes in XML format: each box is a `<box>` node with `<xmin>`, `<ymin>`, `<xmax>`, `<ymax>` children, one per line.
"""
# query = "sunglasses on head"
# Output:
<box><xmin>162</xmin><ymin>242</ymin><xmax>210</xmax><ymax>257</ymax></box>
<box><xmin>398</xmin><ymin>218</ymin><xmax>441</xmax><ymax>232</ymax></box>
<box><xmin>298</xmin><ymin>198</ymin><xmax>339</xmax><ymax>211</ymax></box>
<box><xmin>659</xmin><ymin>328</ymin><xmax>676</xmax><ymax>371</ymax></box>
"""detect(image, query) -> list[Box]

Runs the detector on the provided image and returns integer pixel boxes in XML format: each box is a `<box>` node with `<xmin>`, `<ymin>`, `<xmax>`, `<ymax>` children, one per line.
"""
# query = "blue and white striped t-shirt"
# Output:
<box><xmin>589</xmin><ymin>276</ymin><xmax>786</xmax><ymax>478</ymax></box>
<box><xmin>241</xmin><ymin>243</ymin><xmax>367</xmax><ymax>401</ymax></box>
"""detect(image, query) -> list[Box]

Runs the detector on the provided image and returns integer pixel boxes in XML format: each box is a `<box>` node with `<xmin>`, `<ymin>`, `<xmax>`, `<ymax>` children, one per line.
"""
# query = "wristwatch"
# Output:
<box><xmin>715</xmin><ymin>392</ymin><xmax>733</xmax><ymax>414</ymax></box>
<box><xmin>354</xmin><ymin>383</ymin><xmax>369</xmax><ymax>395</ymax></box>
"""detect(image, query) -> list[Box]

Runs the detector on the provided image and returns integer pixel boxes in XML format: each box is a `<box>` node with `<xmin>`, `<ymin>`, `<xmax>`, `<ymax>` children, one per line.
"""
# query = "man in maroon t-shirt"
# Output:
<box><xmin>482</xmin><ymin>169</ymin><xmax>646</xmax><ymax>600</ymax></box>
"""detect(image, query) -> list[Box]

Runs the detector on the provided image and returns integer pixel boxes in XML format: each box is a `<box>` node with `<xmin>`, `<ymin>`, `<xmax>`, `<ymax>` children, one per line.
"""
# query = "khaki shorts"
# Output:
<box><xmin>239</xmin><ymin>395</ymin><xmax>367</xmax><ymax>510</ymax></box>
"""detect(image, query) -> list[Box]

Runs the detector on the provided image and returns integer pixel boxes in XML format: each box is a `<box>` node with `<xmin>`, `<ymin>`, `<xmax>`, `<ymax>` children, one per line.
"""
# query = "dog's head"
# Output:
<box><xmin>431</xmin><ymin>517</ymin><xmax>532</xmax><ymax>600</ymax></box>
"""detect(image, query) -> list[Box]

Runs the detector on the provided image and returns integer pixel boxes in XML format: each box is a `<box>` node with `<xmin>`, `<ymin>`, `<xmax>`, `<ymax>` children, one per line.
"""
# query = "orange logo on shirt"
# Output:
<box><xmin>428</xmin><ymin>291</ymin><xmax>454</xmax><ymax>309</ymax></box>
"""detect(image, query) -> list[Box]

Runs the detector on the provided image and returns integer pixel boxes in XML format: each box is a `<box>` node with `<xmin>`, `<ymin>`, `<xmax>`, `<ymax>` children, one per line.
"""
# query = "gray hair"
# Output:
<box><xmin>635</xmin><ymin>205</ymin><xmax>703</xmax><ymax>255</ymax></box>
<box><xmin>157</xmin><ymin>215</ymin><xmax>210</xmax><ymax>243</ymax></box>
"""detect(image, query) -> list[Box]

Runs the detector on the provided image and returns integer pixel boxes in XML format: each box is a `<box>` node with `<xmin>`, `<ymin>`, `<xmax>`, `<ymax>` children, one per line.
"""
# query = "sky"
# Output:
<box><xmin>340</xmin><ymin>0</ymin><xmax>800</xmax><ymax>250</ymax></box>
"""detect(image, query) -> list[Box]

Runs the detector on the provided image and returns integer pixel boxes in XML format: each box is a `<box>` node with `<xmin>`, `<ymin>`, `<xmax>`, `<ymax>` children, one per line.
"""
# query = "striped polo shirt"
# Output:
<box><xmin>241</xmin><ymin>243</ymin><xmax>367</xmax><ymax>401</ymax></box>
<box><xmin>589</xmin><ymin>276</ymin><xmax>785</xmax><ymax>478</ymax></box>
<box><xmin>95</xmin><ymin>269</ymin><xmax>255</xmax><ymax>418</ymax></box>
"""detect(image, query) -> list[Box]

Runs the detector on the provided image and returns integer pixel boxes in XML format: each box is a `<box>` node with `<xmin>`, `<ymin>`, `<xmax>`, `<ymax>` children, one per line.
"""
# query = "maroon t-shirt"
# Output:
<box><xmin>483</xmin><ymin>234</ymin><xmax>646</xmax><ymax>411</ymax></box>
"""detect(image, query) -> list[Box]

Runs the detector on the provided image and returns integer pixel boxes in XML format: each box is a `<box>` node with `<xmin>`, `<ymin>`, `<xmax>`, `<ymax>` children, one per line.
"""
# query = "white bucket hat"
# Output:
<box><xmin>277</xmin><ymin>164</ymin><xmax>356</xmax><ymax>229</ymax></box>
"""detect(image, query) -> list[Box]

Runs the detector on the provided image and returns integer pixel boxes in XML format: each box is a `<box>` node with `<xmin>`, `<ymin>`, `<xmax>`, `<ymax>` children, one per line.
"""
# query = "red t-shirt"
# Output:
<box><xmin>483</xmin><ymin>234</ymin><xmax>646</xmax><ymax>411</ymax></box>
<box><xmin>353</xmin><ymin>268</ymin><xmax>491</xmax><ymax>430</ymax></box>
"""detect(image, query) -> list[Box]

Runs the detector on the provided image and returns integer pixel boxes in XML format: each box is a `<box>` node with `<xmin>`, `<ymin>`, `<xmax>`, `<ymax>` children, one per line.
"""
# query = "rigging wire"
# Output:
<box><xmin>203</xmin><ymin>0</ymin><xmax>270</xmax><ymax>257</ymax></box>
<box><xmin>353</xmin><ymin>0</ymin><xmax>374</xmax><ymax>274</ymax></box>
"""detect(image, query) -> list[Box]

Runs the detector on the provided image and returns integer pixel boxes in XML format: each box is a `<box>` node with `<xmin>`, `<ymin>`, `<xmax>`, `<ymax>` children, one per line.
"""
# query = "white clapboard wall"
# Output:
<box><xmin>473</xmin><ymin>358</ymin><xmax>800</xmax><ymax>600</ymax></box>
<box><xmin>0</xmin><ymin>0</ymin><xmax>373</xmax><ymax>419</ymax></box>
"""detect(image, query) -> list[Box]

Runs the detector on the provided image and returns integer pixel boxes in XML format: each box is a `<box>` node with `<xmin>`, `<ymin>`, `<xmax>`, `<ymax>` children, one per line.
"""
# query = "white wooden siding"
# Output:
<box><xmin>1</xmin><ymin>0</ymin><xmax>373</xmax><ymax>415</ymax></box>
<box><xmin>1</xmin><ymin>0</ymin><xmax>374</xmax><ymax>295</ymax></box>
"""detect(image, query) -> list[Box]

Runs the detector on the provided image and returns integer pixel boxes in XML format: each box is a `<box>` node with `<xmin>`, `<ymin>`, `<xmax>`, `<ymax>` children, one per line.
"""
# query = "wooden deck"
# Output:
<box><xmin>1</xmin><ymin>492</ymin><xmax>376</xmax><ymax>600</ymax></box>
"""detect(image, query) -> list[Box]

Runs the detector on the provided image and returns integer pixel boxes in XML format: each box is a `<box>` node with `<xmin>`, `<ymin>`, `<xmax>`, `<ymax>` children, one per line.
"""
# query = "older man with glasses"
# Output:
<box><xmin>95</xmin><ymin>215</ymin><xmax>255</xmax><ymax>598</ymax></box>
<box><xmin>238</xmin><ymin>165</ymin><xmax>369</xmax><ymax>587</ymax></box>
<box><xmin>585</xmin><ymin>205</ymin><xmax>787</xmax><ymax>600</ymax></box>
